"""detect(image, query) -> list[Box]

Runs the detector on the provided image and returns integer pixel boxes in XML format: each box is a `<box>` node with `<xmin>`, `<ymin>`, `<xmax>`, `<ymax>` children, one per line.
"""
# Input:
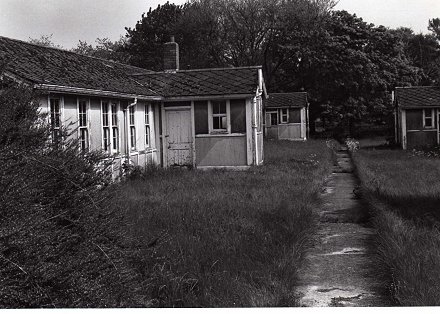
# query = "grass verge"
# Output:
<box><xmin>352</xmin><ymin>149</ymin><xmax>440</xmax><ymax>305</ymax></box>
<box><xmin>112</xmin><ymin>140</ymin><xmax>332</xmax><ymax>307</ymax></box>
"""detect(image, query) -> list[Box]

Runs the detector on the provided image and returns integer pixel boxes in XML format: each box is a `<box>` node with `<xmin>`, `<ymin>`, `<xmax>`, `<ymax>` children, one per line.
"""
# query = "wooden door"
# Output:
<box><xmin>265</xmin><ymin>111</ymin><xmax>278</xmax><ymax>139</ymax></box>
<box><xmin>164</xmin><ymin>109</ymin><xmax>193</xmax><ymax>167</ymax></box>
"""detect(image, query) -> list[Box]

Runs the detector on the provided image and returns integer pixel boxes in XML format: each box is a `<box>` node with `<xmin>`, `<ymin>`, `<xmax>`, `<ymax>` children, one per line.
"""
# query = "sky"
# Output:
<box><xmin>0</xmin><ymin>0</ymin><xmax>438</xmax><ymax>49</ymax></box>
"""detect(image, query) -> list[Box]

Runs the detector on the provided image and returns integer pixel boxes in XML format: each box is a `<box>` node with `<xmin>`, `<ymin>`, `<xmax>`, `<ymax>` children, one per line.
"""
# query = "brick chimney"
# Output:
<box><xmin>163</xmin><ymin>36</ymin><xmax>179</xmax><ymax>72</ymax></box>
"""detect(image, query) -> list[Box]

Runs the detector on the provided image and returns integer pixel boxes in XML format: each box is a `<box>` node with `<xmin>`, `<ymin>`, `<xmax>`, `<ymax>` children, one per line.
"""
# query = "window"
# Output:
<box><xmin>78</xmin><ymin>99</ymin><xmax>89</xmax><ymax>151</ymax></box>
<box><xmin>145</xmin><ymin>104</ymin><xmax>150</xmax><ymax>147</ymax></box>
<box><xmin>230</xmin><ymin>99</ymin><xmax>246</xmax><ymax>133</ymax></box>
<box><xmin>196</xmin><ymin>99</ymin><xmax>246</xmax><ymax>135</ymax></box>
<box><xmin>102</xmin><ymin>101</ymin><xmax>110</xmax><ymax>152</ymax></box>
<box><xmin>424</xmin><ymin>109</ymin><xmax>434</xmax><ymax>128</ymax></box>
<box><xmin>268</xmin><ymin>112</ymin><xmax>278</xmax><ymax>126</ymax></box>
<box><xmin>129</xmin><ymin>105</ymin><xmax>136</xmax><ymax>150</ymax></box>
<box><xmin>111</xmin><ymin>103</ymin><xmax>119</xmax><ymax>152</ymax></box>
<box><xmin>289</xmin><ymin>108</ymin><xmax>301</xmax><ymax>123</ymax></box>
<box><xmin>50</xmin><ymin>98</ymin><xmax>61</xmax><ymax>143</ymax></box>
<box><xmin>102</xmin><ymin>101</ymin><xmax>120</xmax><ymax>153</ymax></box>
<box><xmin>211</xmin><ymin>100</ymin><xmax>227</xmax><ymax>131</ymax></box>
<box><xmin>280</xmin><ymin>108</ymin><xmax>288</xmax><ymax>123</ymax></box>
<box><xmin>194</xmin><ymin>101</ymin><xmax>209</xmax><ymax>135</ymax></box>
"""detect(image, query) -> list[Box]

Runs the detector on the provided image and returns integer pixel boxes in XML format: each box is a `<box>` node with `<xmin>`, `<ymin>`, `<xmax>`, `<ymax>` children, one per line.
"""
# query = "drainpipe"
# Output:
<box><xmin>125</xmin><ymin>98</ymin><xmax>137</xmax><ymax>167</ymax></box>
<box><xmin>253</xmin><ymin>97</ymin><xmax>258</xmax><ymax>165</ymax></box>
<box><xmin>306</xmin><ymin>102</ymin><xmax>310</xmax><ymax>140</ymax></box>
<box><xmin>392</xmin><ymin>91</ymin><xmax>398</xmax><ymax>144</ymax></box>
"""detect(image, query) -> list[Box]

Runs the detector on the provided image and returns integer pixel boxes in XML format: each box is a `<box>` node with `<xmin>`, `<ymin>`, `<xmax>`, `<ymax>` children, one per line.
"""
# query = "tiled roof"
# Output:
<box><xmin>132</xmin><ymin>67</ymin><xmax>260</xmax><ymax>97</ymax></box>
<box><xmin>263</xmin><ymin>92</ymin><xmax>307</xmax><ymax>108</ymax></box>
<box><xmin>0</xmin><ymin>36</ymin><xmax>157</xmax><ymax>97</ymax></box>
<box><xmin>0</xmin><ymin>36</ymin><xmax>262</xmax><ymax>99</ymax></box>
<box><xmin>395</xmin><ymin>86</ymin><xmax>440</xmax><ymax>108</ymax></box>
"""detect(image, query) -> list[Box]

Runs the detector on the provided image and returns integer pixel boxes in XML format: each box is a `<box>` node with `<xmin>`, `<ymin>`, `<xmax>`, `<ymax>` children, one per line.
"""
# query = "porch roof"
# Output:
<box><xmin>395</xmin><ymin>86</ymin><xmax>440</xmax><ymax>109</ymax></box>
<box><xmin>263</xmin><ymin>92</ymin><xmax>307</xmax><ymax>108</ymax></box>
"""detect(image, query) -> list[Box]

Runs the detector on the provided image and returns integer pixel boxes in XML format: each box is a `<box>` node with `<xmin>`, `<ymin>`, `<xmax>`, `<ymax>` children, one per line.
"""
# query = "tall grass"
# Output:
<box><xmin>354</xmin><ymin>150</ymin><xmax>440</xmax><ymax>226</ymax></box>
<box><xmin>353</xmin><ymin>149</ymin><xmax>440</xmax><ymax>305</ymax></box>
<box><xmin>112</xmin><ymin>140</ymin><xmax>332</xmax><ymax>307</ymax></box>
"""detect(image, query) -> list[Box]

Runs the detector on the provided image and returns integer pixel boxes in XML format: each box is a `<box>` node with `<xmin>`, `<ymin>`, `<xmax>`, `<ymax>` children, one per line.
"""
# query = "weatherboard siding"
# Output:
<box><xmin>278</xmin><ymin>124</ymin><xmax>302</xmax><ymax>140</ymax></box>
<box><xmin>406</xmin><ymin>131</ymin><xmax>438</xmax><ymax>149</ymax></box>
<box><xmin>195</xmin><ymin>135</ymin><xmax>247</xmax><ymax>167</ymax></box>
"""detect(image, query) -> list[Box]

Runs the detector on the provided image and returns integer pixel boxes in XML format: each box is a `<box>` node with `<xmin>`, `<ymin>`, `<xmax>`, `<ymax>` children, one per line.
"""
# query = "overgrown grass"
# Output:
<box><xmin>112</xmin><ymin>140</ymin><xmax>332</xmax><ymax>307</ymax></box>
<box><xmin>352</xmin><ymin>149</ymin><xmax>440</xmax><ymax>306</ymax></box>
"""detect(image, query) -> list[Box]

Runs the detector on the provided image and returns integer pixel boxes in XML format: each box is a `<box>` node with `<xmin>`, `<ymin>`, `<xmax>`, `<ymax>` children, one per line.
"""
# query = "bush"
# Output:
<box><xmin>0</xmin><ymin>81</ymin><xmax>144</xmax><ymax>307</ymax></box>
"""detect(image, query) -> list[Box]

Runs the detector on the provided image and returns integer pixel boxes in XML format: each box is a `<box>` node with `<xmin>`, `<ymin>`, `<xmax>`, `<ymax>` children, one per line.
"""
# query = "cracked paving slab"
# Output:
<box><xmin>296</xmin><ymin>148</ymin><xmax>391</xmax><ymax>307</ymax></box>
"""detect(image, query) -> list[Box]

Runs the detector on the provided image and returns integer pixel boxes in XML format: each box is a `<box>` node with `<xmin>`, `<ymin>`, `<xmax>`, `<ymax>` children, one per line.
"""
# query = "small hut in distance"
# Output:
<box><xmin>263</xmin><ymin>92</ymin><xmax>308</xmax><ymax>141</ymax></box>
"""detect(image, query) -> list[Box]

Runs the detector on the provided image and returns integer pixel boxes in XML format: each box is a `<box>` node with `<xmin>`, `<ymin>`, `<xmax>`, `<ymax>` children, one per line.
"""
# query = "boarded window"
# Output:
<box><xmin>194</xmin><ymin>101</ymin><xmax>209</xmax><ymax>134</ymax></box>
<box><xmin>230</xmin><ymin>99</ymin><xmax>246</xmax><ymax>133</ymax></box>
<box><xmin>289</xmin><ymin>108</ymin><xmax>301</xmax><ymax>123</ymax></box>
<box><xmin>406</xmin><ymin>110</ymin><xmax>423</xmax><ymax>130</ymax></box>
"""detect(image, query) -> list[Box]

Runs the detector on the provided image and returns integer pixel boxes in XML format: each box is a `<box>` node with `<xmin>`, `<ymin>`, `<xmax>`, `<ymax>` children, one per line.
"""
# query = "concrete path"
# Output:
<box><xmin>296</xmin><ymin>147</ymin><xmax>391</xmax><ymax>307</ymax></box>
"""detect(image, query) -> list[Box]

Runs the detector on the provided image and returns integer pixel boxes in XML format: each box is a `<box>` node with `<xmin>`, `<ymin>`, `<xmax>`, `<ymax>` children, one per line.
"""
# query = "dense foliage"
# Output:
<box><xmin>0</xmin><ymin>78</ymin><xmax>146</xmax><ymax>307</ymax></box>
<box><xmin>121</xmin><ymin>0</ymin><xmax>440</xmax><ymax>134</ymax></box>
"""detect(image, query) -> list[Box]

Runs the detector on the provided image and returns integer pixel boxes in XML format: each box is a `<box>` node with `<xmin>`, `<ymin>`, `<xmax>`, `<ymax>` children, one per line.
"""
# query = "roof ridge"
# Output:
<box><xmin>132</xmin><ymin>65</ymin><xmax>262</xmax><ymax>76</ymax></box>
<box><xmin>0</xmin><ymin>35</ymin><xmax>150</xmax><ymax>72</ymax></box>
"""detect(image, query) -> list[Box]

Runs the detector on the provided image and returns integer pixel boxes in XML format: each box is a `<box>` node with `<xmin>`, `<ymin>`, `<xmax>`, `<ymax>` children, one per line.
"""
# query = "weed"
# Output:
<box><xmin>353</xmin><ymin>149</ymin><xmax>440</xmax><ymax>305</ymax></box>
<box><xmin>112</xmin><ymin>140</ymin><xmax>333</xmax><ymax>307</ymax></box>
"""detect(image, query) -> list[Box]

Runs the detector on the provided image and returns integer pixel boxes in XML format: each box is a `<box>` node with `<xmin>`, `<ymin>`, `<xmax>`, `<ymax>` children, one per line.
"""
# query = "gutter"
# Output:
<box><xmin>35</xmin><ymin>84</ymin><xmax>162</xmax><ymax>101</ymax></box>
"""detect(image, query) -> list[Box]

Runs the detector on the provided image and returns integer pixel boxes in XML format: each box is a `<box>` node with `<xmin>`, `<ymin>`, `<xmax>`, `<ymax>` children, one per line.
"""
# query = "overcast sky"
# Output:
<box><xmin>0</xmin><ymin>0</ymin><xmax>438</xmax><ymax>49</ymax></box>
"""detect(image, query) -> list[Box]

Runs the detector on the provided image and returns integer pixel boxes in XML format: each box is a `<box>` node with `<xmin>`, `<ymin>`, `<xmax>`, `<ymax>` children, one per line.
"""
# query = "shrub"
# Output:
<box><xmin>0</xmin><ymin>81</ymin><xmax>144</xmax><ymax>307</ymax></box>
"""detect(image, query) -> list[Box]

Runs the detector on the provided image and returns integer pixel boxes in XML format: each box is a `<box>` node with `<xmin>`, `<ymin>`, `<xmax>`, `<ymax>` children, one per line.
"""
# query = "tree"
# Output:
<box><xmin>28</xmin><ymin>34</ymin><xmax>63</xmax><ymax>49</ymax></box>
<box><xmin>123</xmin><ymin>0</ymin><xmax>337</xmax><ymax>82</ymax></box>
<box><xmin>393</xmin><ymin>27</ymin><xmax>440</xmax><ymax>85</ymax></box>
<box><xmin>429</xmin><ymin>18</ymin><xmax>440</xmax><ymax>41</ymax></box>
<box><xmin>123</xmin><ymin>2</ymin><xmax>184</xmax><ymax>70</ymax></box>
<box><xmin>71</xmin><ymin>36</ymin><xmax>129</xmax><ymax>63</ymax></box>
<box><xmin>292</xmin><ymin>11</ymin><xmax>421</xmax><ymax>134</ymax></box>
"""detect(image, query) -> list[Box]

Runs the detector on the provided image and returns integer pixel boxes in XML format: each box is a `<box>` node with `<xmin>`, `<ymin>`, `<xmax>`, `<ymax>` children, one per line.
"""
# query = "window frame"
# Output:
<box><xmin>208</xmin><ymin>99</ymin><xmax>230</xmax><ymax>134</ymax></box>
<box><xmin>280</xmin><ymin>108</ymin><xmax>289</xmax><ymax>124</ymax></box>
<box><xmin>145</xmin><ymin>103</ymin><xmax>151</xmax><ymax>147</ymax></box>
<box><xmin>266</xmin><ymin>111</ymin><xmax>278</xmax><ymax>127</ymax></box>
<box><xmin>49</xmin><ymin>96</ymin><xmax>63</xmax><ymax>144</ymax></box>
<box><xmin>423</xmin><ymin>108</ymin><xmax>435</xmax><ymax>129</ymax></box>
<box><xmin>77</xmin><ymin>98</ymin><xmax>90</xmax><ymax>152</ymax></box>
<box><xmin>101</xmin><ymin>100</ymin><xmax>121</xmax><ymax>154</ymax></box>
<box><xmin>111</xmin><ymin>102</ymin><xmax>120</xmax><ymax>153</ymax></box>
<box><xmin>129</xmin><ymin>105</ymin><xmax>137</xmax><ymax>151</ymax></box>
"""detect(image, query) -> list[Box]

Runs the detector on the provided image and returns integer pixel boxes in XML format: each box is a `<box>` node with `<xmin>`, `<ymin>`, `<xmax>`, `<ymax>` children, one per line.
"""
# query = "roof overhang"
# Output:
<box><xmin>35</xmin><ymin>84</ymin><xmax>162</xmax><ymax>101</ymax></box>
<box><xmin>264</xmin><ymin>105</ymin><xmax>306</xmax><ymax>109</ymax></box>
<box><xmin>162</xmin><ymin>94</ymin><xmax>255</xmax><ymax>101</ymax></box>
<box><xmin>399</xmin><ymin>106</ymin><xmax>440</xmax><ymax>109</ymax></box>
